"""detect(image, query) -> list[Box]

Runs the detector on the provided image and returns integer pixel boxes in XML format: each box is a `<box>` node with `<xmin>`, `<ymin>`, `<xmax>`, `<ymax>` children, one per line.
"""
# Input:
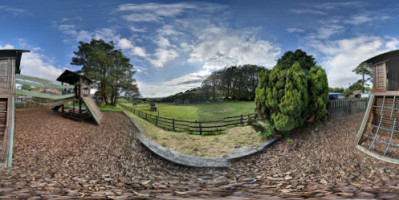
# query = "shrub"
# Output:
<box><xmin>255</xmin><ymin>49</ymin><xmax>328</xmax><ymax>132</ymax></box>
<box><xmin>252</xmin><ymin>122</ymin><xmax>265</xmax><ymax>132</ymax></box>
<box><xmin>308</xmin><ymin>65</ymin><xmax>329</xmax><ymax>121</ymax></box>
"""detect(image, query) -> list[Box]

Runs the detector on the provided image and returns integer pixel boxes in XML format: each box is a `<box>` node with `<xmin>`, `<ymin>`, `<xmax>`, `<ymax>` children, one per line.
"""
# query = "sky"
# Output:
<box><xmin>1</xmin><ymin>0</ymin><xmax>399</xmax><ymax>97</ymax></box>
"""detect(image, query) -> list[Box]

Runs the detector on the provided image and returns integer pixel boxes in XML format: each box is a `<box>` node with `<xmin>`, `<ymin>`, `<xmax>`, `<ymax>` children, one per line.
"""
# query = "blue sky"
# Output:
<box><xmin>1</xmin><ymin>0</ymin><xmax>399</xmax><ymax>97</ymax></box>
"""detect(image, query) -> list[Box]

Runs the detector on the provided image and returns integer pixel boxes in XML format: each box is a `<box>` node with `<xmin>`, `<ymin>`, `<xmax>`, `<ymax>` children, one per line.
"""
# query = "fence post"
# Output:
<box><xmin>240</xmin><ymin>114</ymin><xmax>243</xmax><ymax>126</ymax></box>
<box><xmin>199</xmin><ymin>121</ymin><xmax>202</xmax><ymax>135</ymax></box>
<box><xmin>172</xmin><ymin>118</ymin><xmax>175</xmax><ymax>131</ymax></box>
<box><xmin>156</xmin><ymin>116</ymin><xmax>158</xmax><ymax>126</ymax></box>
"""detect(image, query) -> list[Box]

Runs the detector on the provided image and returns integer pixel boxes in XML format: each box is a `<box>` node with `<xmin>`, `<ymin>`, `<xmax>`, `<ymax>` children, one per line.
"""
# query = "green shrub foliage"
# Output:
<box><xmin>308</xmin><ymin>65</ymin><xmax>329</xmax><ymax>121</ymax></box>
<box><xmin>256</xmin><ymin>50</ymin><xmax>328</xmax><ymax>132</ymax></box>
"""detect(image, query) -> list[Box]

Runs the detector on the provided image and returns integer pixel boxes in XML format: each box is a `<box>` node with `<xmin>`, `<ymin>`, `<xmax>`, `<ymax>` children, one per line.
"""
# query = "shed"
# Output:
<box><xmin>0</xmin><ymin>49</ymin><xmax>29</xmax><ymax>167</ymax></box>
<box><xmin>0</xmin><ymin>49</ymin><xmax>30</xmax><ymax>74</ymax></box>
<box><xmin>356</xmin><ymin>49</ymin><xmax>399</xmax><ymax>164</ymax></box>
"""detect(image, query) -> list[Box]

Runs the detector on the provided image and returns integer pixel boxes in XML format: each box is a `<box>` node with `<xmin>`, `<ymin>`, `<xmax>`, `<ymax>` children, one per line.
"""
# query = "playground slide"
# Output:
<box><xmin>82</xmin><ymin>96</ymin><xmax>102</xmax><ymax>125</ymax></box>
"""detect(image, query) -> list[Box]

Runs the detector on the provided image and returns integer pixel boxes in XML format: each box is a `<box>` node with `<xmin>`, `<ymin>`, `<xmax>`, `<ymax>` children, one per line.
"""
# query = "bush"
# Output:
<box><xmin>255</xmin><ymin>49</ymin><xmax>328</xmax><ymax>132</ymax></box>
<box><xmin>252</xmin><ymin>121</ymin><xmax>275</xmax><ymax>139</ymax></box>
<box><xmin>308</xmin><ymin>65</ymin><xmax>328</xmax><ymax>121</ymax></box>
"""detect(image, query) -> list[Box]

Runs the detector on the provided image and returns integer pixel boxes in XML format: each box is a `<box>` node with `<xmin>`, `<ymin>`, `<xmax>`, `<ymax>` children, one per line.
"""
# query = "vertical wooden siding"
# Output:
<box><xmin>327</xmin><ymin>98</ymin><xmax>369</xmax><ymax>119</ymax></box>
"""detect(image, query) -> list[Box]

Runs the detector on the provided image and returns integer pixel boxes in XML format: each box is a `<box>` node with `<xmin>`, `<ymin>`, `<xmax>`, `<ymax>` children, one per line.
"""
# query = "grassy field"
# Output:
<box><xmin>120</xmin><ymin>101</ymin><xmax>255</xmax><ymax>121</ymax></box>
<box><xmin>119</xmin><ymin>105</ymin><xmax>263</xmax><ymax>157</ymax></box>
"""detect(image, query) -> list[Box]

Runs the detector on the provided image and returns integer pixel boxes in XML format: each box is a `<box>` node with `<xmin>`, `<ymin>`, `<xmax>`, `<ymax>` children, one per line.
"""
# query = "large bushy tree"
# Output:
<box><xmin>255</xmin><ymin>49</ymin><xmax>328</xmax><ymax>132</ymax></box>
<box><xmin>71</xmin><ymin>39</ymin><xmax>139</xmax><ymax>106</ymax></box>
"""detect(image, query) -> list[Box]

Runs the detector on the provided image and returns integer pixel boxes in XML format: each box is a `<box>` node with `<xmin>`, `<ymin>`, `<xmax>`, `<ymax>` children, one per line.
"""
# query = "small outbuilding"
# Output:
<box><xmin>356</xmin><ymin>50</ymin><xmax>399</xmax><ymax>164</ymax></box>
<box><xmin>0</xmin><ymin>49</ymin><xmax>29</xmax><ymax>167</ymax></box>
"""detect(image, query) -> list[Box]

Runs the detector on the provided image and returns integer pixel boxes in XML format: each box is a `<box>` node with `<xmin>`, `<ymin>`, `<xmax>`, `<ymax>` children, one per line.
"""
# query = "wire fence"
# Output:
<box><xmin>118</xmin><ymin>103</ymin><xmax>255</xmax><ymax>135</ymax></box>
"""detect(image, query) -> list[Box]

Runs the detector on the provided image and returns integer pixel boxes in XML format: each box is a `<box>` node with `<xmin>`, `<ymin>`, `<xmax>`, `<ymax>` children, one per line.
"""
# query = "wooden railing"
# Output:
<box><xmin>118</xmin><ymin>104</ymin><xmax>254</xmax><ymax>135</ymax></box>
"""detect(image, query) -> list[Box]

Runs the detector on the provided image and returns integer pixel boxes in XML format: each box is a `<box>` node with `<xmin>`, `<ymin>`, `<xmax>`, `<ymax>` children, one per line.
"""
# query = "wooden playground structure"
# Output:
<box><xmin>0</xmin><ymin>49</ymin><xmax>103</xmax><ymax>167</ymax></box>
<box><xmin>356</xmin><ymin>50</ymin><xmax>399</xmax><ymax>164</ymax></box>
<box><xmin>55</xmin><ymin>70</ymin><xmax>102</xmax><ymax>124</ymax></box>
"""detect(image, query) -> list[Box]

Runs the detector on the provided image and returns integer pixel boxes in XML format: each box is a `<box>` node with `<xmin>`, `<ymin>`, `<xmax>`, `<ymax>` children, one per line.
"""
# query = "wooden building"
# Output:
<box><xmin>356</xmin><ymin>50</ymin><xmax>399</xmax><ymax>164</ymax></box>
<box><xmin>56</xmin><ymin>70</ymin><xmax>102</xmax><ymax>124</ymax></box>
<box><xmin>0</xmin><ymin>49</ymin><xmax>29</xmax><ymax>167</ymax></box>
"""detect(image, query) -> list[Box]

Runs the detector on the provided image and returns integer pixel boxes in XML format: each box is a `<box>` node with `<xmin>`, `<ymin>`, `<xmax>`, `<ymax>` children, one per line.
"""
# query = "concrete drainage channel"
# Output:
<box><xmin>121</xmin><ymin>111</ymin><xmax>278</xmax><ymax>168</ymax></box>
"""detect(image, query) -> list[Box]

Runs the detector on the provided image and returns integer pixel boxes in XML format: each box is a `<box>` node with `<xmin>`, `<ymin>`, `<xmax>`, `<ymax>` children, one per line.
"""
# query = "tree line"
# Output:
<box><xmin>163</xmin><ymin>65</ymin><xmax>266</xmax><ymax>103</ymax></box>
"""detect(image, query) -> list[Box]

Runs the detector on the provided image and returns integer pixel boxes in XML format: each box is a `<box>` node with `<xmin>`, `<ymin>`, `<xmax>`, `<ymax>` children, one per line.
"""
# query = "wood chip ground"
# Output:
<box><xmin>0</xmin><ymin>108</ymin><xmax>397</xmax><ymax>199</ymax></box>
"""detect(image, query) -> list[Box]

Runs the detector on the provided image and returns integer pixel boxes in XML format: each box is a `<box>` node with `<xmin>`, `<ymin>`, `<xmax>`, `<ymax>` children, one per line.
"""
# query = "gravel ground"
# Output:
<box><xmin>0</xmin><ymin>108</ymin><xmax>397</xmax><ymax>199</ymax></box>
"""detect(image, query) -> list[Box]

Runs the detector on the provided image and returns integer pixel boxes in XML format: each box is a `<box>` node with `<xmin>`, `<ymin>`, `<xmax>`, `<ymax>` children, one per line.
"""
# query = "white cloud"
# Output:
<box><xmin>0</xmin><ymin>44</ymin><xmax>15</xmax><ymax>49</ymax></box>
<box><xmin>129</xmin><ymin>26</ymin><xmax>146</xmax><ymax>32</ymax></box>
<box><xmin>311</xmin><ymin>2</ymin><xmax>361</xmax><ymax>10</ymax></box>
<box><xmin>118</xmin><ymin>38</ymin><xmax>134</xmax><ymax>49</ymax></box>
<box><xmin>188</xmin><ymin>26</ymin><xmax>280</xmax><ymax>70</ymax></box>
<box><xmin>137</xmin><ymin>70</ymin><xmax>211</xmax><ymax>97</ymax></box>
<box><xmin>150</xmin><ymin>48</ymin><xmax>178</xmax><ymax>67</ymax></box>
<box><xmin>287</xmin><ymin>28</ymin><xmax>305</xmax><ymax>33</ymax></box>
<box><xmin>344</xmin><ymin>14</ymin><xmax>391</xmax><ymax>25</ymax></box>
<box><xmin>118</xmin><ymin>3</ymin><xmax>199</xmax><ymax>22</ymax></box>
<box><xmin>313</xmin><ymin>36</ymin><xmax>399</xmax><ymax>88</ymax></box>
<box><xmin>307</xmin><ymin>24</ymin><xmax>344</xmax><ymax>40</ymax></box>
<box><xmin>344</xmin><ymin>15</ymin><xmax>372</xmax><ymax>25</ymax></box>
<box><xmin>21</xmin><ymin>52</ymin><xmax>65</xmax><ymax>81</ymax></box>
<box><xmin>132</xmin><ymin>47</ymin><xmax>147</xmax><ymax>57</ymax></box>
<box><xmin>289</xmin><ymin>9</ymin><xmax>326</xmax><ymax>15</ymax></box>
<box><xmin>0</xmin><ymin>5</ymin><xmax>26</xmax><ymax>15</ymax></box>
<box><xmin>117</xmin><ymin>2</ymin><xmax>226</xmax><ymax>23</ymax></box>
<box><xmin>55</xmin><ymin>23</ymin><xmax>92</xmax><ymax>42</ymax></box>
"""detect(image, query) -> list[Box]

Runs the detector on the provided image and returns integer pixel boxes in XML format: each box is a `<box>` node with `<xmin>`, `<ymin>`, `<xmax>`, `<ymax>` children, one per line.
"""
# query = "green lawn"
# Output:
<box><xmin>98</xmin><ymin>105</ymin><xmax>121</xmax><ymax>111</ymax></box>
<box><xmin>121</xmin><ymin>101</ymin><xmax>255</xmax><ymax>121</ymax></box>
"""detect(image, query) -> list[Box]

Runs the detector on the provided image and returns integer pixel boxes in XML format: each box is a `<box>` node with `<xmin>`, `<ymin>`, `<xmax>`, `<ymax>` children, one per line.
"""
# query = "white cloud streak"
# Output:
<box><xmin>287</xmin><ymin>28</ymin><xmax>305</xmax><ymax>33</ymax></box>
<box><xmin>189</xmin><ymin>26</ymin><xmax>280</xmax><ymax>70</ymax></box>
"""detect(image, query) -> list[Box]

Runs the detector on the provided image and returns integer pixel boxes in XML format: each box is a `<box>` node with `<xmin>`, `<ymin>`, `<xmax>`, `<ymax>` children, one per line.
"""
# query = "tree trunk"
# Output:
<box><xmin>362</xmin><ymin>73</ymin><xmax>365</xmax><ymax>93</ymax></box>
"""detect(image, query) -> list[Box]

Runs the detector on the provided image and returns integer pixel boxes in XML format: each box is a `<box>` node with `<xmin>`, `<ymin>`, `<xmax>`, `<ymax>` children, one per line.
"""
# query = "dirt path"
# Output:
<box><xmin>0</xmin><ymin>108</ymin><xmax>397</xmax><ymax>199</ymax></box>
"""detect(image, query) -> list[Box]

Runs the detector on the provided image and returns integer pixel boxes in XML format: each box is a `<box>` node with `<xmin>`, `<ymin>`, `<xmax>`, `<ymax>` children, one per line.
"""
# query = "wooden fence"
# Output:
<box><xmin>327</xmin><ymin>98</ymin><xmax>369</xmax><ymax>119</ymax></box>
<box><xmin>119</xmin><ymin>104</ymin><xmax>255</xmax><ymax>135</ymax></box>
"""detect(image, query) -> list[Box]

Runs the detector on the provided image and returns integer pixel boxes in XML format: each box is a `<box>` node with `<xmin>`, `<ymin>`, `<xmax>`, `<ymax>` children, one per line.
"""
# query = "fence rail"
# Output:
<box><xmin>327</xmin><ymin>97</ymin><xmax>369</xmax><ymax>119</ymax></box>
<box><xmin>15</xmin><ymin>97</ymin><xmax>43</xmax><ymax>109</ymax></box>
<box><xmin>118</xmin><ymin>103</ymin><xmax>254</xmax><ymax>135</ymax></box>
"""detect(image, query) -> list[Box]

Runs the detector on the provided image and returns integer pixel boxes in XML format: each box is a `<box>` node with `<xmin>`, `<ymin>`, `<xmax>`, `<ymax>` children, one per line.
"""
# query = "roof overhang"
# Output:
<box><xmin>56</xmin><ymin>69</ymin><xmax>93</xmax><ymax>85</ymax></box>
<box><xmin>0</xmin><ymin>49</ymin><xmax>30</xmax><ymax>74</ymax></box>
<box><xmin>364</xmin><ymin>49</ymin><xmax>399</xmax><ymax>66</ymax></box>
